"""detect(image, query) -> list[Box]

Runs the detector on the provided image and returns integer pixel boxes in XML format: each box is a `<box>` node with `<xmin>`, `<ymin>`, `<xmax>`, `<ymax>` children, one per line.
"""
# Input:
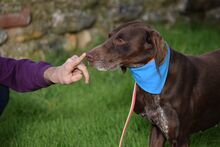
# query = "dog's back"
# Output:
<box><xmin>186</xmin><ymin>49</ymin><xmax>220</xmax><ymax>132</ymax></box>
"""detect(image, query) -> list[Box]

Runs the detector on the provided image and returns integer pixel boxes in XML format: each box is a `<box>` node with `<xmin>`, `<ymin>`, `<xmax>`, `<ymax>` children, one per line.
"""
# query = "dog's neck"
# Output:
<box><xmin>129</xmin><ymin>45</ymin><xmax>170</xmax><ymax>94</ymax></box>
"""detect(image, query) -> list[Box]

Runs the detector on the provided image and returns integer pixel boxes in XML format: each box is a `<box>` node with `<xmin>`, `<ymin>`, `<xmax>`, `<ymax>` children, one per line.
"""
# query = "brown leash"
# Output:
<box><xmin>119</xmin><ymin>83</ymin><xmax>137</xmax><ymax>147</ymax></box>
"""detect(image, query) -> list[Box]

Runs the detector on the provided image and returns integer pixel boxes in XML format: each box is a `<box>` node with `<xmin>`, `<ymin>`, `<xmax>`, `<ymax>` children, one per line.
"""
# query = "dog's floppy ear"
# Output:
<box><xmin>148</xmin><ymin>30</ymin><xmax>166</xmax><ymax>74</ymax></box>
<box><xmin>151</xmin><ymin>31</ymin><xmax>166</xmax><ymax>64</ymax></box>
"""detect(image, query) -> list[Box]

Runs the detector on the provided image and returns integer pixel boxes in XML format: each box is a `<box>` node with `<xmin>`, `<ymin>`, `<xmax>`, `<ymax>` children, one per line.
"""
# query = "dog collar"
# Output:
<box><xmin>129</xmin><ymin>46</ymin><xmax>170</xmax><ymax>94</ymax></box>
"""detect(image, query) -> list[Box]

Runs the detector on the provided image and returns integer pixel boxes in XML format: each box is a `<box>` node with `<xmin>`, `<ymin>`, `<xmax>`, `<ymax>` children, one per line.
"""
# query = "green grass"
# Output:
<box><xmin>1</xmin><ymin>23</ymin><xmax>220</xmax><ymax>147</ymax></box>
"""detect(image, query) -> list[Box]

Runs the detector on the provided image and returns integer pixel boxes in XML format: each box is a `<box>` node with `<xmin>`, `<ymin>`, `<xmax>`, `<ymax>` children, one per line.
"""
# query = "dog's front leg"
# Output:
<box><xmin>149</xmin><ymin>125</ymin><xmax>165</xmax><ymax>147</ymax></box>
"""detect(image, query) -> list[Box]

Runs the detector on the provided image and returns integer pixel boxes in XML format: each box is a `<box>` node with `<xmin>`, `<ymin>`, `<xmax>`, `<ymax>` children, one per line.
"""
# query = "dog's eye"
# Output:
<box><xmin>115</xmin><ymin>38</ymin><xmax>126</xmax><ymax>45</ymax></box>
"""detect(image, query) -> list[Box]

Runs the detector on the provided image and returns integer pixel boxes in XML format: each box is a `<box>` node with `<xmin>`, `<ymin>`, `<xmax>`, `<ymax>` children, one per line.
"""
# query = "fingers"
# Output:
<box><xmin>68</xmin><ymin>53</ymin><xmax>86</xmax><ymax>68</ymax></box>
<box><xmin>64</xmin><ymin>53</ymin><xmax>89</xmax><ymax>84</ymax></box>
<box><xmin>61</xmin><ymin>72</ymin><xmax>82</xmax><ymax>84</ymax></box>
<box><xmin>71</xmin><ymin>73</ymin><xmax>83</xmax><ymax>83</ymax></box>
<box><xmin>73</xmin><ymin>69</ymin><xmax>82</xmax><ymax>74</ymax></box>
<box><xmin>77</xmin><ymin>63</ymin><xmax>89</xmax><ymax>84</ymax></box>
<box><xmin>79</xmin><ymin>53</ymin><xmax>86</xmax><ymax>61</ymax></box>
<box><xmin>69</xmin><ymin>53</ymin><xmax>89</xmax><ymax>84</ymax></box>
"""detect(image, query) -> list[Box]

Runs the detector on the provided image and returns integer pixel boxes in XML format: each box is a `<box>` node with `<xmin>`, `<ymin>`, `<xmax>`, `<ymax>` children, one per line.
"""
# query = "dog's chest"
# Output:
<box><xmin>141</xmin><ymin>95</ymin><xmax>169</xmax><ymax>138</ymax></box>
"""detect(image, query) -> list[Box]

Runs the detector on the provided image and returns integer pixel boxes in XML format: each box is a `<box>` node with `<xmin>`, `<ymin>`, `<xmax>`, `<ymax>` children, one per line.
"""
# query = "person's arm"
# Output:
<box><xmin>0</xmin><ymin>57</ymin><xmax>51</xmax><ymax>92</ymax></box>
<box><xmin>0</xmin><ymin>53</ymin><xmax>89</xmax><ymax>92</ymax></box>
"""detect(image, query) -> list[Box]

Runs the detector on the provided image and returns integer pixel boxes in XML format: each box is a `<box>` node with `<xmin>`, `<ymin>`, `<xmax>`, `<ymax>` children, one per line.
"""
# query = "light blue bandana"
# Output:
<box><xmin>129</xmin><ymin>46</ymin><xmax>170</xmax><ymax>94</ymax></box>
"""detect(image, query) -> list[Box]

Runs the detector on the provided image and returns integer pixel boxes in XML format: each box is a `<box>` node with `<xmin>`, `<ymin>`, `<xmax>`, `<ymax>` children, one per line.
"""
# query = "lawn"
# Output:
<box><xmin>0</xmin><ymin>23</ymin><xmax>220</xmax><ymax>147</ymax></box>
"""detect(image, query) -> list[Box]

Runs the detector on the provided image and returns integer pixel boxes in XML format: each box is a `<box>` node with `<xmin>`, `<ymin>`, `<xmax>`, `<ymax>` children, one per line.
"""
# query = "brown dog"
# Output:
<box><xmin>86</xmin><ymin>20</ymin><xmax>220</xmax><ymax>147</ymax></box>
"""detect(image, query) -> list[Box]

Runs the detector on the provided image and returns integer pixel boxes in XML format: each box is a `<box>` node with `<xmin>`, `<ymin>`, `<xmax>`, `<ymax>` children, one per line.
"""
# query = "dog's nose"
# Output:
<box><xmin>86</xmin><ymin>52</ymin><xmax>94</xmax><ymax>62</ymax></box>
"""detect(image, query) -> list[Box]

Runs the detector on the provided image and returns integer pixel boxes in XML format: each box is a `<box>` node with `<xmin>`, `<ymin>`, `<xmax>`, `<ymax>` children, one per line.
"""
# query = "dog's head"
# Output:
<box><xmin>86</xmin><ymin>20</ymin><xmax>167</xmax><ymax>71</ymax></box>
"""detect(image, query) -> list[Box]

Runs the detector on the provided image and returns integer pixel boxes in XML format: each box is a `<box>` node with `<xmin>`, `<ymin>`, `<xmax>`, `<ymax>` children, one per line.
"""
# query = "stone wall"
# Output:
<box><xmin>0</xmin><ymin>0</ymin><xmax>219</xmax><ymax>59</ymax></box>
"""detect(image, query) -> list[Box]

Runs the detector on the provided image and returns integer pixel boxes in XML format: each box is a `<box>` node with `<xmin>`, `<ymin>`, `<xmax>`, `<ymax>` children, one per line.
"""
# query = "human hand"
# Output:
<box><xmin>44</xmin><ymin>53</ymin><xmax>89</xmax><ymax>84</ymax></box>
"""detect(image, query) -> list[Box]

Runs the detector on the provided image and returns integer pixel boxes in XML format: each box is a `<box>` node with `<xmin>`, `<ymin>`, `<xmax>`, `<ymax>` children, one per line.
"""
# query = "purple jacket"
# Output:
<box><xmin>0</xmin><ymin>57</ymin><xmax>52</xmax><ymax>92</ymax></box>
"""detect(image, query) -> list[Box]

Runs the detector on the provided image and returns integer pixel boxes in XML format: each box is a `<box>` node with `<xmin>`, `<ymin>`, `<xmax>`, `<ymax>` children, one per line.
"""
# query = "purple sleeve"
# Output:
<box><xmin>0</xmin><ymin>57</ymin><xmax>52</xmax><ymax>92</ymax></box>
